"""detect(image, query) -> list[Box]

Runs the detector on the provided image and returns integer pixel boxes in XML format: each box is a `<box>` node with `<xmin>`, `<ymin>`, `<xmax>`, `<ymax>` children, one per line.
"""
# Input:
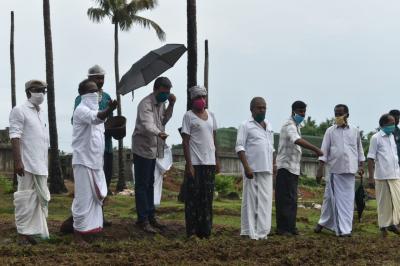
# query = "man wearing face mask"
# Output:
<box><xmin>182</xmin><ymin>86</ymin><xmax>219</xmax><ymax>238</ymax></box>
<box><xmin>367</xmin><ymin>114</ymin><xmax>400</xmax><ymax>237</ymax></box>
<box><xmin>314</xmin><ymin>104</ymin><xmax>365</xmax><ymax>237</ymax></box>
<box><xmin>71</xmin><ymin>79</ymin><xmax>117</xmax><ymax>244</ymax></box>
<box><xmin>132</xmin><ymin>76</ymin><xmax>176</xmax><ymax>233</ymax></box>
<box><xmin>9</xmin><ymin>80</ymin><xmax>50</xmax><ymax>244</ymax></box>
<box><xmin>275</xmin><ymin>101</ymin><xmax>323</xmax><ymax>236</ymax></box>
<box><xmin>73</xmin><ymin>65</ymin><xmax>114</xmax><ymax>196</ymax></box>
<box><xmin>236</xmin><ymin>97</ymin><xmax>276</xmax><ymax>240</ymax></box>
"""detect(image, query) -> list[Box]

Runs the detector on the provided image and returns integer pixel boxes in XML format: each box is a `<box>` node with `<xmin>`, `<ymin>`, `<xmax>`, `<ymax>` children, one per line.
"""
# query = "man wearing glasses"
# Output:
<box><xmin>9</xmin><ymin>80</ymin><xmax>51</xmax><ymax>244</ymax></box>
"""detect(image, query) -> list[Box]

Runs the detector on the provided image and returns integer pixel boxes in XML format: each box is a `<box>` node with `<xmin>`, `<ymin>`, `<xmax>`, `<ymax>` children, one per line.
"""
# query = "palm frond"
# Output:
<box><xmin>131</xmin><ymin>15</ymin><xmax>166</xmax><ymax>41</ymax></box>
<box><xmin>87</xmin><ymin>7</ymin><xmax>109</xmax><ymax>22</ymax></box>
<box><xmin>127</xmin><ymin>0</ymin><xmax>157</xmax><ymax>13</ymax></box>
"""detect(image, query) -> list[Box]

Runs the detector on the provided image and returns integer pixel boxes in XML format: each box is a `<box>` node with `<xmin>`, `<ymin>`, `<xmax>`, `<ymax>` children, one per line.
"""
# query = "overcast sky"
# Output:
<box><xmin>1</xmin><ymin>0</ymin><xmax>400</xmax><ymax>152</ymax></box>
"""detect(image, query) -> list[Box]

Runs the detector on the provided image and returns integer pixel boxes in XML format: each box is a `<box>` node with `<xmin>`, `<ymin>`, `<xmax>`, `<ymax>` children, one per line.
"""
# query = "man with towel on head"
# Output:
<box><xmin>71</xmin><ymin>79</ymin><xmax>117</xmax><ymax>244</ymax></box>
<box><xmin>9</xmin><ymin>79</ymin><xmax>50</xmax><ymax>244</ymax></box>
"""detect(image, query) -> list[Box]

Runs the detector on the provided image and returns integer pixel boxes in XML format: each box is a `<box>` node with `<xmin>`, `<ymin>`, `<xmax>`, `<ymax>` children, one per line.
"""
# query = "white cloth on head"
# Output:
<box><xmin>154</xmin><ymin>147</ymin><xmax>173</xmax><ymax>205</ymax></box>
<box><xmin>181</xmin><ymin>110</ymin><xmax>217</xmax><ymax>165</ymax></box>
<box><xmin>241</xmin><ymin>172</ymin><xmax>273</xmax><ymax>240</ymax></box>
<box><xmin>318</xmin><ymin>173</ymin><xmax>355</xmax><ymax>236</ymax></box>
<box><xmin>189</xmin><ymin>85</ymin><xmax>207</xmax><ymax>99</ymax></box>
<box><xmin>318</xmin><ymin>125</ymin><xmax>365</xmax><ymax>174</ymax></box>
<box><xmin>276</xmin><ymin>117</ymin><xmax>302</xmax><ymax>175</ymax></box>
<box><xmin>14</xmin><ymin>172</ymin><xmax>50</xmax><ymax>238</ymax></box>
<box><xmin>235</xmin><ymin>118</ymin><xmax>274</xmax><ymax>173</ymax></box>
<box><xmin>72</xmin><ymin>164</ymin><xmax>107</xmax><ymax>233</ymax></box>
<box><xmin>9</xmin><ymin>101</ymin><xmax>49</xmax><ymax>175</ymax></box>
<box><xmin>375</xmin><ymin>179</ymin><xmax>400</xmax><ymax>228</ymax></box>
<box><xmin>367</xmin><ymin>131</ymin><xmax>400</xmax><ymax>180</ymax></box>
<box><xmin>72</xmin><ymin>94</ymin><xmax>105</xmax><ymax>170</ymax></box>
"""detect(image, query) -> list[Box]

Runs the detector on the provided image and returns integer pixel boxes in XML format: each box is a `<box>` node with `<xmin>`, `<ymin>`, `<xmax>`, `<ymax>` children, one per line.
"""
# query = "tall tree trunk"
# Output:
<box><xmin>186</xmin><ymin>0</ymin><xmax>197</xmax><ymax>111</ymax></box>
<box><xmin>114</xmin><ymin>22</ymin><xmax>126</xmax><ymax>192</ymax></box>
<box><xmin>43</xmin><ymin>0</ymin><xmax>67</xmax><ymax>193</ymax></box>
<box><xmin>204</xmin><ymin>39</ymin><xmax>209</xmax><ymax>108</ymax></box>
<box><xmin>10</xmin><ymin>11</ymin><xmax>16</xmax><ymax>108</ymax></box>
<box><xmin>10</xmin><ymin>11</ymin><xmax>17</xmax><ymax>191</ymax></box>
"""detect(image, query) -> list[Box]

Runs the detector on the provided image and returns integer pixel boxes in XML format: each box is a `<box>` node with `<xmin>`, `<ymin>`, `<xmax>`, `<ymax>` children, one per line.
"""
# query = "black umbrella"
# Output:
<box><xmin>118</xmin><ymin>44</ymin><xmax>187</xmax><ymax>95</ymax></box>
<box><xmin>355</xmin><ymin>174</ymin><xmax>367</xmax><ymax>222</ymax></box>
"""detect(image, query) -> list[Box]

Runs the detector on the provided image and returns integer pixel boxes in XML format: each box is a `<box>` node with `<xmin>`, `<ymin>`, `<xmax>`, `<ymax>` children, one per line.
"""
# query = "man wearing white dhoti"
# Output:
<box><xmin>236</xmin><ymin>97</ymin><xmax>276</xmax><ymax>240</ymax></box>
<box><xmin>71</xmin><ymin>79</ymin><xmax>117</xmax><ymax>243</ymax></box>
<box><xmin>367</xmin><ymin>113</ymin><xmax>400</xmax><ymax>237</ymax></box>
<box><xmin>9</xmin><ymin>79</ymin><xmax>50</xmax><ymax>244</ymax></box>
<box><xmin>314</xmin><ymin>104</ymin><xmax>365</xmax><ymax>237</ymax></box>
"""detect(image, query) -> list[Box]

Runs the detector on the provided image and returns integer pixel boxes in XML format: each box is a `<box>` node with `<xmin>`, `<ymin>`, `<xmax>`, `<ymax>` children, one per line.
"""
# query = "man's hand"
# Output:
<box><xmin>368</xmin><ymin>177</ymin><xmax>375</xmax><ymax>189</ymax></box>
<box><xmin>244</xmin><ymin>166</ymin><xmax>254</xmax><ymax>179</ymax></box>
<box><xmin>185</xmin><ymin>163</ymin><xmax>195</xmax><ymax>178</ymax></box>
<box><xmin>316</xmin><ymin>167</ymin><xmax>324</xmax><ymax>184</ymax></box>
<box><xmin>358</xmin><ymin>166</ymin><xmax>365</xmax><ymax>176</ymax></box>
<box><xmin>158</xmin><ymin>132</ymin><xmax>169</xmax><ymax>140</ymax></box>
<box><xmin>314</xmin><ymin>148</ymin><xmax>324</xmax><ymax>157</ymax></box>
<box><xmin>168</xmin><ymin>93</ymin><xmax>176</xmax><ymax>105</ymax></box>
<box><xmin>14</xmin><ymin>160</ymin><xmax>24</xmax><ymax>176</ymax></box>
<box><xmin>215</xmin><ymin>160</ymin><xmax>221</xmax><ymax>174</ymax></box>
<box><xmin>108</xmin><ymin>99</ymin><xmax>118</xmax><ymax>111</ymax></box>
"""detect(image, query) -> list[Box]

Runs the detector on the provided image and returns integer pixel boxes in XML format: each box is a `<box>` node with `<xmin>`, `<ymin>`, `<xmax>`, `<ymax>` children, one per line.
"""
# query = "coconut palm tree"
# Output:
<box><xmin>10</xmin><ymin>11</ymin><xmax>16</xmax><ymax>108</ymax></box>
<box><xmin>87</xmin><ymin>0</ymin><xmax>166</xmax><ymax>191</ymax></box>
<box><xmin>43</xmin><ymin>0</ymin><xmax>67</xmax><ymax>193</ymax></box>
<box><xmin>186</xmin><ymin>0</ymin><xmax>197</xmax><ymax>111</ymax></box>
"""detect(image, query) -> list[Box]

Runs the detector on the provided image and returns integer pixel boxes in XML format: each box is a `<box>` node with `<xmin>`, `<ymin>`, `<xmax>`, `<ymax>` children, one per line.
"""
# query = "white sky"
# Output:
<box><xmin>1</xmin><ymin>0</ymin><xmax>400</xmax><ymax>152</ymax></box>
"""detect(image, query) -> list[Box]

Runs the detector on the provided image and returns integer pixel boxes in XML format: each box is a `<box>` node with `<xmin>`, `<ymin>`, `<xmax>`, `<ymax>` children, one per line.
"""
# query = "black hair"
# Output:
<box><xmin>78</xmin><ymin>79</ymin><xmax>96</xmax><ymax>95</ymax></box>
<box><xmin>334</xmin><ymin>104</ymin><xmax>349</xmax><ymax>114</ymax></box>
<box><xmin>379</xmin><ymin>113</ymin><xmax>394</xmax><ymax>127</ymax></box>
<box><xmin>250</xmin><ymin>97</ymin><xmax>266</xmax><ymax>111</ymax></box>
<box><xmin>153</xmin><ymin>77</ymin><xmax>172</xmax><ymax>90</ymax></box>
<box><xmin>389</xmin><ymin>109</ymin><xmax>400</xmax><ymax>118</ymax></box>
<box><xmin>291</xmin><ymin>100</ymin><xmax>307</xmax><ymax>111</ymax></box>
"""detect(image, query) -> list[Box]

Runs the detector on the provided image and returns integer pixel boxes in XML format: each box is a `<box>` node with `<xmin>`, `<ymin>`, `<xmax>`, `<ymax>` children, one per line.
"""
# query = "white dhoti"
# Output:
<box><xmin>14</xmin><ymin>172</ymin><xmax>51</xmax><ymax>239</ymax></box>
<box><xmin>154</xmin><ymin>147</ymin><xmax>173</xmax><ymax>206</ymax></box>
<box><xmin>72</xmin><ymin>164</ymin><xmax>107</xmax><ymax>234</ymax></box>
<box><xmin>375</xmin><ymin>179</ymin><xmax>400</xmax><ymax>228</ymax></box>
<box><xmin>318</xmin><ymin>173</ymin><xmax>355</xmax><ymax>235</ymax></box>
<box><xmin>241</xmin><ymin>172</ymin><xmax>273</xmax><ymax>240</ymax></box>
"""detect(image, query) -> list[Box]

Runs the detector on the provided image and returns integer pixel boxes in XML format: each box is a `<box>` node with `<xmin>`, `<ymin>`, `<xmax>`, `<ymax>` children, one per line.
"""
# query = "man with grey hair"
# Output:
<box><xmin>236</xmin><ymin>97</ymin><xmax>275</xmax><ymax>240</ymax></box>
<box><xmin>9</xmin><ymin>79</ymin><xmax>51</xmax><ymax>244</ymax></box>
<box><xmin>182</xmin><ymin>85</ymin><xmax>219</xmax><ymax>238</ymax></box>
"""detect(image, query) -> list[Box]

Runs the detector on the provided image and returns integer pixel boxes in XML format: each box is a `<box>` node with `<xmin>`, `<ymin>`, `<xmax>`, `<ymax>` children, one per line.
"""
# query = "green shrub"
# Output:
<box><xmin>299</xmin><ymin>176</ymin><xmax>319</xmax><ymax>187</ymax></box>
<box><xmin>0</xmin><ymin>177</ymin><xmax>14</xmax><ymax>194</ymax></box>
<box><xmin>215</xmin><ymin>175</ymin><xmax>236</xmax><ymax>195</ymax></box>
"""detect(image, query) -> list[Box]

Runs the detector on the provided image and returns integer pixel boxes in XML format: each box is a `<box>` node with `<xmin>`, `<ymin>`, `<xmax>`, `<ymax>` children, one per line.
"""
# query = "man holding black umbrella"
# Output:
<box><xmin>132</xmin><ymin>76</ymin><xmax>176</xmax><ymax>233</ymax></box>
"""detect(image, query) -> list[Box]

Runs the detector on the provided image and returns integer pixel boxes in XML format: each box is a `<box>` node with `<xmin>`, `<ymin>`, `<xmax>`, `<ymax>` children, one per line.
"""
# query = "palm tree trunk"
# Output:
<box><xmin>10</xmin><ymin>11</ymin><xmax>16</xmax><ymax>108</ymax></box>
<box><xmin>114</xmin><ymin>22</ymin><xmax>126</xmax><ymax>192</ymax></box>
<box><xmin>10</xmin><ymin>11</ymin><xmax>17</xmax><ymax>191</ymax></box>
<box><xmin>186</xmin><ymin>0</ymin><xmax>197</xmax><ymax>111</ymax></box>
<box><xmin>204</xmin><ymin>39</ymin><xmax>209</xmax><ymax>108</ymax></box>
<box><xmin>43</xmin><ymin>0</ymin><xmax>67</xmax><ymax>194</ymax></box>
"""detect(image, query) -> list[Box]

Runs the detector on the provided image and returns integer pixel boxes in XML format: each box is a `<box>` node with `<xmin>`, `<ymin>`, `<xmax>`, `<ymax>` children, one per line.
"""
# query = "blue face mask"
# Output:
<box><xmin>156</xmin><ymin>92</ymin><xmax>170</xmax><ymax>103</ymax></box>
<box><xmin>382</xmin><ymin>125</ymin><xmax>396</xmax><ymax>135</ymax></box>
<box><xmin>293</xmin><ymin>113</ymin><xmax>304</xmax><ymax>125</ymax></box>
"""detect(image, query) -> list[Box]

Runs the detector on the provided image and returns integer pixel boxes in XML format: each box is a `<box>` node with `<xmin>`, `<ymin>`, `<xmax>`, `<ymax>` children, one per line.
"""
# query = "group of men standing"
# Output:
<box><xmin>8</xmin><ymin>66</ymin><xmax>400</xmax><ymax>244</ymax></box>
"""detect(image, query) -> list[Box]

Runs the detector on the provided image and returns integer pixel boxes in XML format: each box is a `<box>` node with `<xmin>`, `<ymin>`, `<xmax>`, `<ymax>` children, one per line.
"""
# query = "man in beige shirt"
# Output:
<box><xmin>132</xmin><ymin>77</ymin><xmax>176</xmax><ymax>233</ymax></box>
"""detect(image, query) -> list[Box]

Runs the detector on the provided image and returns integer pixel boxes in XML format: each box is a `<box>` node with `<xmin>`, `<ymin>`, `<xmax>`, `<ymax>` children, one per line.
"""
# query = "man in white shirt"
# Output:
<box><xmin>71</xmin><ymin>79</ymin><xmax>117</xmax><ymax>244</ymax></box>
<box><xmin>275</xmin><ymin>101</ymin><xmax>323</xmax><ymax>236</ymax></box>
<box><xmin>368</xmin><ymin>113</ymin><xmax>400</xmax><ymax>237</ymax></box>
<box><xmin>236</xmin><ymin>97</ymin><xmax>276</xmax><ymax>240</ymax></box>
<box><xmin>9</xmin><ymin>79</ymin><xmax>50</xmax><ymax>244</ymax></box>
<box><xmin>314</xmin><ymin>104</ymin><xmax>365</xmax><ymax>237</ymax></box>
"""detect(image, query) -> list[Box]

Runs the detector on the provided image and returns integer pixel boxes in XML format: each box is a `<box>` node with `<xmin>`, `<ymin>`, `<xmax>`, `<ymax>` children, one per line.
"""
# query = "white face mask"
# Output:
<box><xmin>82</xmin><ymin>92</ymin><xmax>99</xmax><ymax>110</ymax></box>
<box><xmin>29</xmin><ymin>92</ymin><xmax>45</xmax><ymax>106</ymax></box>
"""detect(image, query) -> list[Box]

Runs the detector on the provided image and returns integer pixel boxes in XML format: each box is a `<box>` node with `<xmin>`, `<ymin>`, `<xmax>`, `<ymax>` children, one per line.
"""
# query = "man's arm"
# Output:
<box><xmin>162</xmin><ymin>94</ymin><xmax>176</xmax><ymax>126</ymax></box>
<box><xmin>182</xmin><ymin>133</ymin><xmax>194</xmax><ymax>177</ymax></box>
<box><xmin>295</xmin><ymin>138</ymin><xmax>323</xmax><ymax>156</ymax></box>
<box><xmin>213</xmin><ymin>131</ymin><xmax>220</xmax><ymax>174</ymax></box>
<box><xmin>97</xmin><ymin>100</ymin><xmax>117</xmax><ymax>121</ymax></box>
<box><xmin>11</xmin><ymin>138</ymin><xmax>24</xmax><ymax>176</ymax></box>
<box><xmin>235</xmin><ymin>124</ymin><xmax>253</xmax><ymax>179</ymax></box>
<box><xmin>367</xmin><ymin>158</ymin><xmax>375</xmax><ymax>188</ymax></box>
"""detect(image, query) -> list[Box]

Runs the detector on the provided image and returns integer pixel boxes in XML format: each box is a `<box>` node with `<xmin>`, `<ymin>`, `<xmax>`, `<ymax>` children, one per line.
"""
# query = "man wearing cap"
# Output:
<box><xmin>71</xmin><ymin>79</ymin><xmax>117</xmax><ymax>244</ymax></box>
<box><xmin>132</xmin><ymin>76</ymin><xmax>176</xmax><ymax>233</ymax></box>
<box><xmin>9</xmin><ymin>79</ymin><xmax>51</xmax><ymax>244</ymax></box>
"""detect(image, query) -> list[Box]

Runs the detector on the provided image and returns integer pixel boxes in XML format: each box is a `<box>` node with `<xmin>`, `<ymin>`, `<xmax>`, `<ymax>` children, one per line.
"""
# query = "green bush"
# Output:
<box><xmin>298</xmin><ymin>176</ymin><xmax>319</xmax><ymax>187</ymax></box>
<box><xmin>215</xmin><ymin>175</ymin><xmax>237</xmax><ymax>195</ymax></box>
<box><xmin>0</xmin><ymin>177</ymin><xmax>14</xmax><ymax>194</ymax></box>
